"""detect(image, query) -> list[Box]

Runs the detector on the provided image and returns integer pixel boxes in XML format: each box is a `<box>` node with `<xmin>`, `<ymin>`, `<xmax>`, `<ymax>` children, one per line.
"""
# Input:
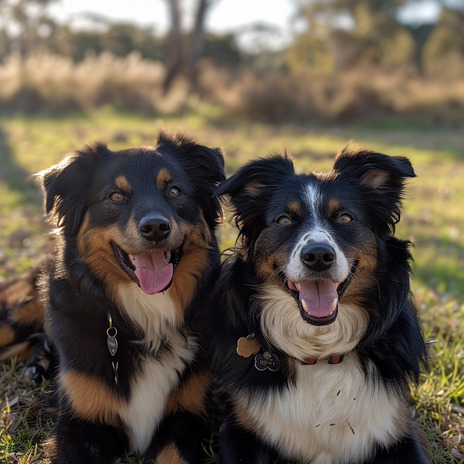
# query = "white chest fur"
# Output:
<box><xmin>119</xmin><ymin>329</ymin><xmax>196</xmax><ymax>453</ymax></box>
<box><xmin>238</xmin><ymin>353</ymin><xmax>406</xmax><ymax>464</ymax></box>
<box><xmin>117</xmin><ymin>284</ymin><xmax>197</xmax><ymax>453</ymax></box>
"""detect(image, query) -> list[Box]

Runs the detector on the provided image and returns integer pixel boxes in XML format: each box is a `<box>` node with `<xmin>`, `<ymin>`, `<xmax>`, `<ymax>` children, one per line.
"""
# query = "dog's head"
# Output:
<box><xmin>40</xmin><ymin>131</ymin><xmax>225</xmax><ymax>299</ymax></box>
<box><xmin>216</xmin><ymin>144</ymin><xmax>415</xmax><ymax>359</ymax></box>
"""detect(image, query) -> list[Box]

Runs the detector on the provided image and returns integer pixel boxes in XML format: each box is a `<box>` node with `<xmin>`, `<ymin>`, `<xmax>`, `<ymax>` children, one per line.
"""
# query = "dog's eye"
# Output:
<box><xmin>276</xmin><ymin>215</ymin><xmax>292</xmax><ymax>226</ymax></box>
<box><xmin>168</xmin><ymin>186</ymin><xmax>181</xmax><ymax>198</ymax></box>
<box><xmin>338</xmin><ymin>213</ymin><xmax>353</xmax><ymax>224</ymax></box>
<box><xmin>110</xmin><ymin>192</ymin><xmax>125</xmax><ymax>202</ymax></box>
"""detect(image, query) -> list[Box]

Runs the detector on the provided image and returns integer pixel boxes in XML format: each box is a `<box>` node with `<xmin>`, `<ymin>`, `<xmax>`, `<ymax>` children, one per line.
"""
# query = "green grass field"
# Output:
<box><xmin>0</xmin><ymin>108</ymin><xmax>463</xmax><ymax>463</ymax></box>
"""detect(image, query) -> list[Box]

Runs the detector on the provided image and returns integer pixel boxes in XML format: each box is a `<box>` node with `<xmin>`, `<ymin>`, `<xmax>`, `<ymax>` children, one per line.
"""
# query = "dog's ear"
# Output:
<box><xmin>215</xmin><ymin>154</ymin><xmax>294</xmax><ymax>206</ymax></box>
<box><xmin>157</xmin><ymin>131</ymin><xmax>226</xmax><ymax>228</ymax></box>
<box><xmin>215</xmin><ymin>155</ymin><xmax>294</xmax><ymax>246</ymax></box>
<box><xmin>37</xmin><ymin>145</ymin><xmax>103</xmax><ymax>236</ymax></box>
<box><xmin>333</xmin><ymin>143</ymin><xmax>415</xmax><ymax>233</ymax></box>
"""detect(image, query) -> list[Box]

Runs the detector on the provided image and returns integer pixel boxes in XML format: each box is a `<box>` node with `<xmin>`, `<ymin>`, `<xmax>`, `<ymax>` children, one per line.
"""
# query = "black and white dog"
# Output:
<box><xmin>212</xmin><ymin>144</ymin><xmax>429</xmax><ymax>463</ymax></box>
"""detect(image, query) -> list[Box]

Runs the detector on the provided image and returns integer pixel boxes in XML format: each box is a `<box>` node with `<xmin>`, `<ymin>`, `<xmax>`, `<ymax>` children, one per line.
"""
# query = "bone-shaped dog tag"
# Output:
<box><xmin>255</xmin><ymin>351</ymin><xmax>280</xmax><ymax>372</ymax></box>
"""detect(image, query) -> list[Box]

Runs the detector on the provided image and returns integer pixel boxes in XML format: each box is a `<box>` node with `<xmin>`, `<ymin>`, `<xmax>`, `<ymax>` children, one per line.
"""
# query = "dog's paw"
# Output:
<box><xmin>24</xmin><ymin>333</ymin><xmax>55</xmax><ymax>384</ymax></box>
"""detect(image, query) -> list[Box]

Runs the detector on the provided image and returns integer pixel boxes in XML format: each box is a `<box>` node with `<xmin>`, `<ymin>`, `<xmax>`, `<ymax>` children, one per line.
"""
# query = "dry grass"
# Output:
<box><xmin>0</xmin><ymin>52</ymin><xmax>166</xmax><ymax>114</ymax></box>
<box><xmin>0</xmin><ymin>53</ymin><xmax>463</xmax><ymax>127</ymax></box>
<box><xmin>0</xmin><ymin>103</ymin><xmax>462</xmax><ymax>462</ymax></box>
<box><xmin>207</xmin><ymin>66</ymin><xmax>464</xmax><ymax>125</ymax></box>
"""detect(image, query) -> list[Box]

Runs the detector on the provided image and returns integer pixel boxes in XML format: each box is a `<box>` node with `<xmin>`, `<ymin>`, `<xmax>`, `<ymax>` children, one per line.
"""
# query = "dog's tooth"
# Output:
<box><xmin>295</xmin><ymin>282</ymin><xmax>301</xmax><ymax>292</ymax></box>
<box><xmin>331</xmin><ymin>298</ymin><xmax>338</xmax><ymax>315</ymax></box>
<box><xmin>301</xmin><ymin>298</ymin><xmax>310</xmax><ymax>315</ymax></box>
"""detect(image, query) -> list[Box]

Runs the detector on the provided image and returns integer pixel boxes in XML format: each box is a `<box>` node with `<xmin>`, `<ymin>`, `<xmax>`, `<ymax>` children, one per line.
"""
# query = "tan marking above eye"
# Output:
<box><xmin>287</xmin><ymin>201</ymin><xmax>301</xmax><ymax>217</ymax></box>
<box><xmin>114</xmin><ymin>175</ymin><xmax>131</xmax><ymax>193</ymax></box>
<box><xmin>156</xmin><ymin>168</ymin><xmax>173</xmax><ymax>189</ymax></box>
<box><xmin>327</xmin><ymin>199</ymin><xmax>342</xmax><ymax>217</ymax></box>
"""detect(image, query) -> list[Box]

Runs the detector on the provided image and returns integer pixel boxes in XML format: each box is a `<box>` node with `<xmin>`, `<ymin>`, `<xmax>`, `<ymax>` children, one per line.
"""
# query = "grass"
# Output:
<box><xmin>0</xmin><ymin>107</ymin><xmax>463</xmax><ymax>462</ymax></box>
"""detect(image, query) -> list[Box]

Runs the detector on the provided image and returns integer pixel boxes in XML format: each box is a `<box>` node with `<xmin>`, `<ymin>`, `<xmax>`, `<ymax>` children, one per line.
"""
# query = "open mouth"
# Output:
<box><xmin>286</xmin><ymin>261</ymin><xmax>358</xmax><ymax>326</ymax></box>
<box><xmin>111</xmin><ymin>242</ymin><xmax>181</xmax><ymax>295</ymax></box>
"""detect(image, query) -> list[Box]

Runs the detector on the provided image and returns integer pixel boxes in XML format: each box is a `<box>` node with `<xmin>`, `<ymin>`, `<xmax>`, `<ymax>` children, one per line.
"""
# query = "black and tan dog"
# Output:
<box><xmin>34</xmin><ymin>132</ymin><xmax>224</xmax><ymax>463</ymax></box>
<box><xmin>212</xmin><ymin>145</ymin><xmax>429</xmax><ymax>463</ymax></box>
<box><xmin>0</xmin><ymin>261</ymin><xmax>47</xmax><ymax>366</ymax></box>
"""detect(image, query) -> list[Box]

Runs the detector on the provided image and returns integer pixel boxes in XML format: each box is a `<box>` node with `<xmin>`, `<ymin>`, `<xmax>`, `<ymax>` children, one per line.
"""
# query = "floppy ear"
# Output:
<box><xmin>215</xmin><ymin>154</ymin><xmax>295</xmax><ymax>247</ymax></box>
<box><xmin>333</xmin><ymin>143</ymin><xmax>415</xmax><ymax>234</ymax></box>
<box><xmin>157</xmin><ymin>130</ymin><xmax>226</xmax><ymax>228</ymax></box>
<box><xmin>38</xmin><ymin>145</ymin><xmax>102</xmax><ymax>236</ymax></box>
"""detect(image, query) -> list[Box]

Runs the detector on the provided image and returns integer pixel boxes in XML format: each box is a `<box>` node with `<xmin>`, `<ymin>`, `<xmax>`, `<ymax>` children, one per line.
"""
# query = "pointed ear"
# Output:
<box><xmin>215</xmin><ymin>154</ymin><xmax>294</xmax><ymax>245</ymax></box>
<box><xmin>334</xmin><ymin>143</ymin><xmax>415</xmax><ymax>187</ymax></box>
<box><xmin>157</xmin><ymin>130</ymin><xmax>226</xmax><ymax>228</ymax></box>
<box><xmin>157</xmin><ymin>130</ymin><xmax>225</xmax><ymax>185</ymax></box>
<box><xmin>215</xmin><ymin>154</ymin><xmax>294</xmax><ymax>206</ymax></box>
<box><xmin>37</xmin><ymin>145</ymin><xmax>103</xmax><ymax>236</ymax></box>
<box><xmin>333</xmin><ymin>143</ymin><xmax>415</xmax><ymax>233</ymax></box>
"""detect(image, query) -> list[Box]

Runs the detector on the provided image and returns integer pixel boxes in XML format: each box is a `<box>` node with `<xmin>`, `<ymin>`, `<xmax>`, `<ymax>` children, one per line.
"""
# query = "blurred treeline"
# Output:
<box><xmin>0</xmin><ymin>0</ymin><xmax>463</xmax><ymax>125</ymax></box>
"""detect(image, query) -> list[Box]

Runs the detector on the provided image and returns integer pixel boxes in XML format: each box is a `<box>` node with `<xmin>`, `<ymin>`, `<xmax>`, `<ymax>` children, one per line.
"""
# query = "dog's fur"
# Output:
<box><xmin>212</xmin><ymin>145</ymin><xmax>429</xmax><ymax>464</ymax></box>
<box><xmin>0</xmin><ymin>262</ymin><xmax>46</xmax><ymax>363</ymax></box>
<box><xmin>0</xmin><ymin>257</ymin><xmax>57</xmax><ymax>386</ymax></box>
<box><xmin>38</xmin><ymin>132</ymin><xmax>224</xmax><ymax>464</ymax></box>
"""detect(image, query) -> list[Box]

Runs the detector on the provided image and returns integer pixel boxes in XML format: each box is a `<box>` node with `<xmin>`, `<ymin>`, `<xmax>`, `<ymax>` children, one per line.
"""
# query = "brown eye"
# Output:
<box><xmin>110</xmin><ymin>192</ymin><xmax>124</xmax><ymax>202</ymax></box>
<box><xmin>277</xmin><ymin>215</ymin><xmax>292</xmax><ymax>226</ymax></box>
<box><xmin>168</xmin><ymin>186</ymin><xmax>181</xmax><ymax>198</ymax></box>
<box><xmin>338</xmin><ymin>213</ymin><xmax>353</xmax><ymax>224</ymax></box>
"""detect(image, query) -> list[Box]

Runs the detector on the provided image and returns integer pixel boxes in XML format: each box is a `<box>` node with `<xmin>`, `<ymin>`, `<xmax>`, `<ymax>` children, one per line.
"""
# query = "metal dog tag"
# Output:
<box><xmin>237</xmin><ymin>334</ymin><xmax>261</xmax><ymax>358</ymax></box>
<box><xmin>255</xmin><ymin>351</ymin><xmax>280</xmax><ymax>372</ymax></box>
<box><xmin>107</xmin><ymin>327</ymin><xmax>118</xmax><ymax>357</ymax></box>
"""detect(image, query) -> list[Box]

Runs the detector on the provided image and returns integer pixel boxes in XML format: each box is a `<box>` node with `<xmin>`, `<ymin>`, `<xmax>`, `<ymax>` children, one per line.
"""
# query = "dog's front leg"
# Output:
<box><xmin>219</xmin><ymin>413</ymin><xmax>272</xmax><ymax>464</ymax></box>
<box><xmin>145</xmin><ymin>369</ymin><xmax>211</xmax><ymax>463</ymax></box>
<box><xmin>368</xmin><ymin>431</ymin><xmax>430</xmax><ymax>464</ymax></box>
<box><xmin>145</xmin><ymin>411</ymin><xmax>206</xmax><ymax>464</ymax></box>
<box><xmin>54</xmin><ymin>414</ymin><xmax>123</xmax><ymax>464</ymax></box>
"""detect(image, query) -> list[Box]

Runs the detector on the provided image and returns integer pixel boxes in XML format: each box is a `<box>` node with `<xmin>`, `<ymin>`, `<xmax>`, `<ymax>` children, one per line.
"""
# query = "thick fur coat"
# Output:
<box><xmin>211</xmin><ymin>145</ymin><xmax>429</xmax><ymax>464</ymax></box>
<box><xmin>39</xmin><ymin>132</ymin><xmax>225</xmax><ymax>464</ymax></box>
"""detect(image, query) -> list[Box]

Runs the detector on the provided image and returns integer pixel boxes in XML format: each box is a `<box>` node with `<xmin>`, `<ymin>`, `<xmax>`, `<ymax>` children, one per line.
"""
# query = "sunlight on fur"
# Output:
<box><xmin>257</xmin><ymin>286</ymin><xmax>369</xmax><ymax>360</ymax></box>
<box><xmin>238</xmin><ymin>356</ymin><xmax>407</xmax><ymax>464</ymax></box>
<box><xmin>118</xmin><ymin>284</ymin><xmax>180</xmax><ymax>352</ymax></box>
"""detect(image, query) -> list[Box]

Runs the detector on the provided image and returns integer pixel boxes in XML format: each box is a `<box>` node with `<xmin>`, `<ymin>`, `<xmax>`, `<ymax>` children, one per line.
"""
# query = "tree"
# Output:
<box><xmin>287</xmin><ymin>0</ymin><xmax>416</xmax><ymax>72</ymax></box>
<box><xmin>163</xmin><ymin>0</ymin><xmax>183</xmax><ymax>93</ymax></box>
<box><xmin>422</xmin><ymin>9</ymin><xmax>464</xmax><ymax>78</ymax></box>
<box><xmin>0</xmin><ymin>0</ymin><xmax>59</xmax><ymax>60</ymax></box>
<box><xmin>162</xmin><ymin>0</ymin><xmax>216</xmax><ymax>94</ymax></box>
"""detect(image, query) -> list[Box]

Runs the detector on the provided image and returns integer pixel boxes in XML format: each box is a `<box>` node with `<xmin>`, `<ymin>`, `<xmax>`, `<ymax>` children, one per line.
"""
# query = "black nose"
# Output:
<box><xmin>139</xmin><ymin>215</ymin><xmax>171</xmax><ymax>242</ymax></box>
<box><xmin>301</xmin><ymin>244</ymin><xmax>335</xmax><ymax>271</ymax></box>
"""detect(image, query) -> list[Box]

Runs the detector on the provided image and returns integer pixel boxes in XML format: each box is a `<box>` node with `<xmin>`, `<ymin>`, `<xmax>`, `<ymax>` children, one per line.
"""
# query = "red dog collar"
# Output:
<box><xmin>302</xmin><ymin>355</ymin><xmax>344</xmax><ymax>365</ymax></box>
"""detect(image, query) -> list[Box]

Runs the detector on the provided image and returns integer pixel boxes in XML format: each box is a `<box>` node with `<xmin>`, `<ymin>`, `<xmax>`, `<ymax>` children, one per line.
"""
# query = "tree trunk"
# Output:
<box><xmin>187</xmin><ymin>0</ymin><xmax>210</xmax><ymax>91</ymax></box>
<box><xmin>163</xmin><ymin>0</ymin><xmax>183</xmax><ymax>94</ymax></box>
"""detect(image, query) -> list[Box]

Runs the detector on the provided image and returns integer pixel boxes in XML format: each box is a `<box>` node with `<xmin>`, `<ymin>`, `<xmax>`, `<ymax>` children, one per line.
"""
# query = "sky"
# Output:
<box><xmin>49</xmin><ymin>0</ymin><xmax>298</xmax><ymax>50</ymax></box>
<box><xmin>50</xmin><ymin>0</ymin><xmax>296</xmax><ymax>34</ymax></box>
<box><xmin>50</xmin><ymin>0</ymin><xmax>449</xmax><ymax>31</ymax></box>
<box><xmin>49</xmin><ymin>0</ymin><xmax>451</xmax><ymax>51</ymax></box>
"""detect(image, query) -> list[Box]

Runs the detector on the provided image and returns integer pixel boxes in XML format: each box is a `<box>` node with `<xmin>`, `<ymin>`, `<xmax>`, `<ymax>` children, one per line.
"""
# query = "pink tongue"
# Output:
<box><xmin>134</xmin><ymin>250</ymin><xmax>173</xmax><ymax>295</ymax></box>
<box><xmin>298</xmin><ymin>280</ymin><xmax>338</xmax><ymax>318</ymax></box>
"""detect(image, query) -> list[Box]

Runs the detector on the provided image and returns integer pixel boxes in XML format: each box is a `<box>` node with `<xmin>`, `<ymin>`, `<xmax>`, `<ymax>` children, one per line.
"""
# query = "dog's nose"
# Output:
<box><xmin>301</xmin><ymin>244</ymin><xmax>335</xmax><ymax>271</ymax></box>
<box><xmin>139</xmin><ymin>215</ymin><xmax>171</xmax><ymax>242</ymax></box>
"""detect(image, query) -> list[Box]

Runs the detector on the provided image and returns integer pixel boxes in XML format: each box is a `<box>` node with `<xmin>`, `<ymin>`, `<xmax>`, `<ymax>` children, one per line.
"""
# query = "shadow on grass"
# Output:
<box><xmin>0</xmin><ymin>128</ymin><xmax>41</xmax><ymax>206</ymax></box>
